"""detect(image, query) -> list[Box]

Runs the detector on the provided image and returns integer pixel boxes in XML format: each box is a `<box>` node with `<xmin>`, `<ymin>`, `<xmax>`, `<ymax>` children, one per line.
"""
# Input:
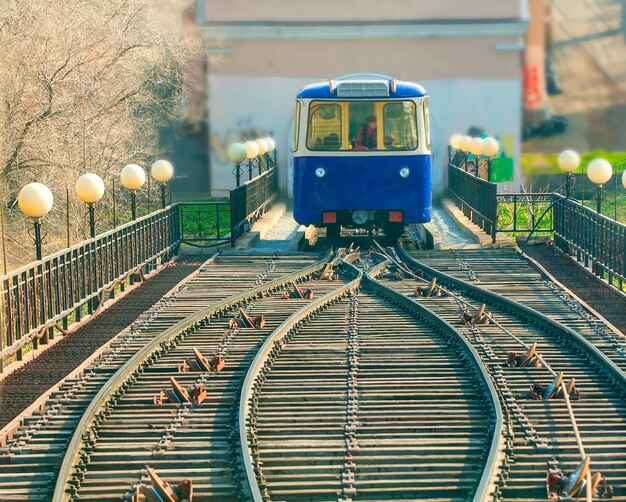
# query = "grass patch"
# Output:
<box><xmin>522</xmin><ymin>151</ymin><xmax>626</xmax><ymax>175</ymax></box>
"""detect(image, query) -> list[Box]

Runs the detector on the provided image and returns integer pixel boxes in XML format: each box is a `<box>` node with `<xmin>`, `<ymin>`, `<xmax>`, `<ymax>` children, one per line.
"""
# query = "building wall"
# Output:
<box><xmin>200</xmin><ymin>0</ymin><xmax>523</xmax><ymax>22</ymax></box>
<box><xmin>199</xmin><ymin>0</ymin><xmax>528</xmax><ymax>196</ymax></box>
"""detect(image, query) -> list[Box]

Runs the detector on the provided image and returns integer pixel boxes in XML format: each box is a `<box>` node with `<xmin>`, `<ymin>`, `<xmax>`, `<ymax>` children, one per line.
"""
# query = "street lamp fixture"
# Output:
<box><xmin>449</xmin><ymin>134</ymin><xmax>462</xmax><ymax>150</ymax></box>
<box><xmin>75</xmin><ymin>173</ymin><xmax>105</xmax><ymax>238</ymax></box>
<box><xmin>482</xmin><ymin>137</ymin><xmax>500</xmax><ymax>182</ymax></box>
<box><xmin>255</xmin><ymin>138</ymin><xmax>269</xmax><ymax>174</ymax></box>
<box><xmin>120</xmin><ymin>164</ymin><xmax>146</xmax><ymax>220</ymax></box>
<box><xmin>458</xmin><ymin>135</ymin><xmax>472</xmax><ymax>171</ymax></box>
<box><xmin>18</xmin><ymin>182</ymin><xmax>54</xmax><ymax>260</ymax></box>
<box><xmin>265</xmin><ymin>137</ymin><xmax>276</xmax><ymax>166</ymax></box>
<box><xmin>557</xmin><ymin>149</ymin><xmax>580</xmax><ymax>198</ymax></box>
<box><xmin>468</xmin><ymin>138</ymin><xmax>484</xmax><ymax>177</ymax></box>
<box><xmin>228</xmin><ymin>143</ymin><xmax>248</xmax><ymax>187</ymax></box>
<box><xmin>244</xmin><ymin>140</ymin><xmax>260</xmax><ymax>180</ymax></box>
<box><xmin>587</xmin><ymin>158</ymin><xmax>612</xmax><ymax>214</ymax></box>
<box><xmin>151</xmin><ymin>160</ymin><xmax>174</xmax><ymax>208</ymax></box>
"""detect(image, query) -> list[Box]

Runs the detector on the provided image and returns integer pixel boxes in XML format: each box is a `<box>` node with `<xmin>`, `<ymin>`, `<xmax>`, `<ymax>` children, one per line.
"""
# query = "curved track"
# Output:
<box><xmin>1</xmin><ymin>243</ymin><xmax>624</xmax><ymax>501</ymax></box>
<box><xmin>240</xmin><ymin>256</ymin><xmax>502</xmax><ymax>501</ymax></box>
<box><xmin>379</xmin><ymin>242</ymin><xmax>626</xmax><ymax>500</ymax></box>
<box><xmin>0</xmin><ymin>254</ymin><xmax>328</xmax><ymax>501</ymax></box>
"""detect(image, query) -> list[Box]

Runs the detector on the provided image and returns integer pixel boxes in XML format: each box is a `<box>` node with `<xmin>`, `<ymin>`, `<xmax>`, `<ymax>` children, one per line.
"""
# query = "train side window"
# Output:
<box><xmin>382</xmin><ymin>101</ymin><xmax>418</xmax><ymax>150</ymax></box>
<box><xmin>422</xmin><ymin>97</ymin><xmax>431</xmax><ymax>150</ymax></box>
<box><xmin>292</xmin><ymin>101</ymin><xmax>301</xmax><ymax>152</ymax></box>
<box><xmin>307</xmin><ymin>102</ymin><xmax>342</xmax><ymax>151</ymax></box>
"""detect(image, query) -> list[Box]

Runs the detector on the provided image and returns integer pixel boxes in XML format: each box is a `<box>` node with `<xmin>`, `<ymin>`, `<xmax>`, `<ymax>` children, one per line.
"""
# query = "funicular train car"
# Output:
<box><xmin>292</xmin><ymin>73</ymin><xmax>431</xmax><ymax>239</ymax></box>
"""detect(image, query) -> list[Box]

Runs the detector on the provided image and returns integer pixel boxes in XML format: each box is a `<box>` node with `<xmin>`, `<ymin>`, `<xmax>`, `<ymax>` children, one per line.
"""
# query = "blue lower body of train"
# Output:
<box><xmin>293</xmin><ymin>154</ymin><xmax>431</xmax><ymax>226</ymax></box>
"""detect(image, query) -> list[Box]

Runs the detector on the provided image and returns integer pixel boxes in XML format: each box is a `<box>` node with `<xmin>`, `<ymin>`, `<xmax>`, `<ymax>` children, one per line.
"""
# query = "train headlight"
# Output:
<box><xmin>315</xmin><ymin>167</ymin><xmax>326</xmax><ymax>178</ymax></box>
<box><xmin>399</xmin><ymin>167</ymin><xmax>410</xmax><ymax>179</ymax></box>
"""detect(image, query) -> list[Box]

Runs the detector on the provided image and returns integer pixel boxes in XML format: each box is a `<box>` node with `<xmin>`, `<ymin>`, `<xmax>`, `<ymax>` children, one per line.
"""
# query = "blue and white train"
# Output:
<box><xmin>292</xmin><ymin>73</ymin><xmax>431</xmax><ymax>239</ymax></box>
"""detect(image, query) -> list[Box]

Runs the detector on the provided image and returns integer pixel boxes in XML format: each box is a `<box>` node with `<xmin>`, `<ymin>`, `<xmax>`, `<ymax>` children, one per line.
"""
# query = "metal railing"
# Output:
<box><xmin>0</xmin><ymin>169</ymin><xmax>279</xmax><ymax>370</ymax></box>
<box><xmin>178</xmin><ymin>201</ymin><xmax>232</xmax><ymax>248</ymax></box>
<box><xmin>496</xmin><ymin>193</ymin><xmax>555</xmax><ymax>235</ymax></box>
<box><xmin>230</xmin><ymin>167</ymin><xmax>278</xmax><ymax>241</ymax></box>
<box><xmin>553</xmin><ymin>194</ymin><xmax>626</xmax><ymax>289</ymax></box>
<box><xmin>448</xmin><ymin>163</ymin><xmax>498</xmax><ymax>242</ymax></box>
<box><xmin>0</xmin><ymin>206</ymin><xmax>180</xmax><ymax>369</ymax></box>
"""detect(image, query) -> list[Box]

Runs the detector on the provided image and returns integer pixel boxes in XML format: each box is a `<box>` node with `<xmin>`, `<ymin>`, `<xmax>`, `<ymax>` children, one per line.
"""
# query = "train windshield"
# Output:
<box><xmin>306</xmin><ymin>100</ymin><xmax>418</xmax><ymax>151</ymax></box>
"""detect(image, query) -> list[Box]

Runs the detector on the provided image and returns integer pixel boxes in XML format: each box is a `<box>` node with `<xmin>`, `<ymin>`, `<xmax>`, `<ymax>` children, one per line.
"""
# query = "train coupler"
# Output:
<box><xmin>133</xmin><ymin>465</ymin><xmax>193</xmax><ymax>502</ymax></box>
<box><xmin>462</xmin><ymin>303</ymin><xmax>490</xmax><ymax>324</ymax></box>
<box><xmin>229</xmin><ymin>307</ymin><xmax>265</xmax><ymax>329</ymax></box>
<box><xmin>153</xmin><ymin>377</ymin><xmax>207</xmax><ymax>405</ymax></box>
<box><xmin>507</xmin><ymin>342</ymin><xmax>541</xmax><ymax>368</ymax></box>
<box><xmin>281</xmin><ymin>281</ymin><xmax>314</xmax><ymax>299</ymax></box>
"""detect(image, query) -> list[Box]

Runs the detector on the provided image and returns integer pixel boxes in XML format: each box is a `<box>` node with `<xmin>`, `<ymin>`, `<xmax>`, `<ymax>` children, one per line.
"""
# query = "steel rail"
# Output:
<box><xmin>396</xmin><ymin>245</ymin><xmax>626</xmax><ymax>391</ymax></box>
<box><xmin>397</xmin><ymin>244</ymin><xmax>626</xmax><ymax>501</ymax></box>
<box><xmin>52</xmin><ymin>250</ymin><xmax>333</xmax><ymax>502</ymax></box>
<box><xmin>364</xmin><ymin>259</ymin><xmax>504</xmax><ymax>502</ymax></box>
<box><xmin>239</xmin><ymin>252</ymin><xmax>363</xmax><ymax>501</ymax></box>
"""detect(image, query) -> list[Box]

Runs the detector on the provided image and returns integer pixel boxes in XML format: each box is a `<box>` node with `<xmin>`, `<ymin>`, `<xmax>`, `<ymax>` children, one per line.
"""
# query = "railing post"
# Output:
<box><xmin>0</xmin><ymin>284</ymin><xmax>5</xmax><ymax>373</ymax></box>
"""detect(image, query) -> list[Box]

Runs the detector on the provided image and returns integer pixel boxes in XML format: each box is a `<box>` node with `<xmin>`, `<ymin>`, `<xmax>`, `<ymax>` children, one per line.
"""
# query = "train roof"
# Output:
<box><xmin>297</xmin><ymin>76</ymin><xmax>427</xmax><ymax>99</ymax></box>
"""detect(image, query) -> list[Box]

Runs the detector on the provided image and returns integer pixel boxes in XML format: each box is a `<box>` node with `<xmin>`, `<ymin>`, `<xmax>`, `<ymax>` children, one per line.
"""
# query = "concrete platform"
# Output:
<box><xmin>414</xmin><ymin>198</ymin><xmax>513</xmax><ymax>249</ymax></box>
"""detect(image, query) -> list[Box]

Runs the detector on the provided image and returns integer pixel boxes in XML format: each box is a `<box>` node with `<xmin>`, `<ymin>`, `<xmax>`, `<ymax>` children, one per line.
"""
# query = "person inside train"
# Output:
<box><xmin>355</xmin><ymin>115</ymin><xmax>377</xmax><ymax>150</ymax></box>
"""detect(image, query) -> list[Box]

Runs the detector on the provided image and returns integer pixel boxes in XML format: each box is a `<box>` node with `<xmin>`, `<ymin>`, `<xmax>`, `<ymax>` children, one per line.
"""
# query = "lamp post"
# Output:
<box><xmin>587</xmin><ymin>158</ymin><xmax>613</xmax><ymax>214</ymax></box>
<box><xmin>468</xmin><ymin>138</ymin><xmax>484</xmax><ymax>177</ymax></box>
<box><xmin>228</xmin><ymin>143</ymin><xmax>248</xmax><ymax>187</ymax></box>
<box><xmin>459</xmin><ymin>136</ymin><xmax>472</xmax><ymax>171</ymax></box>
<box><xmin>255</xmin><ymin>138</ymin><xmax>269</xmax><ymax>175</ymax></box>
<box><xmin>449</xmin><ymin>134</ymin><xmax>462</xmax><ymax>167</ymax></box>
<box><xmin>482</xmin><ymin>137</ymin><xmax>500</xmax><ymax>182</ymax></box>
<box><xmin>120</xmin><ymin>164</ymin><xmax>146</xmax><ymax>219</ymax></box>
<box><xmin>244</xmin><ymin>141</ymin><xmax>260</xmax><ymax>180</ymax></box>
<box><xmin>151</xmin><ymin>160</ymin><xmax>174</xmax><ymax>208</ymax></box>
<box><xmin>557</xmin><ymin>149</ymin><xmax>580</xmax><ymax>198</ymax></box>
<box><xmin>18</xmin><ymin>182</ymin><xmax>54</xmax><ymax>260</ymax></box>
<box><xmin>265</xmin><ymin>137</ymin><xmax>276</xmax><ymax>167</ymax></box>
<box><xmin>75</xmin><ymin>173</ymin><xmax>105</xmax><ymax>238</ymax></box>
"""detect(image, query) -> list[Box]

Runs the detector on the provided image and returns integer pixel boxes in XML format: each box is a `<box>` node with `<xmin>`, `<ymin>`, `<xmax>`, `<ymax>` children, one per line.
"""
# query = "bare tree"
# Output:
<box><xmin>0</xmin><ymin>0</ymin><xmax>198</xmax><ymax>268</ymax></box>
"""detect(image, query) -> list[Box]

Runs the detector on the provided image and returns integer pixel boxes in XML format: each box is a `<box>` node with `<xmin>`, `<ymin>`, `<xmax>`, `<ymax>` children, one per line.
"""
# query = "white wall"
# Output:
<box><xmin>208</xmin><ymin>75</ymin><xmax>521</xmax><ymax>196</ymax></box>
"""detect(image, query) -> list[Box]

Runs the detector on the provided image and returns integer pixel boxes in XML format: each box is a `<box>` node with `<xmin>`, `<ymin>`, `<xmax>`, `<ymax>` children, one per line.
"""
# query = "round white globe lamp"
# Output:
<box><xmin>75</xmin><ymin>173</ymin><xmax>105</xmax><ymax>237</ymax></box>
<box><xmin>120</xmin><ymin>164</ymin><xmax>145</xmax><ymax>219</ymax></box>
<box><xmin>18</xmin><ymin>182</ymin><xmax>54</xmax><ymax>259</ymax></box>
<box><xmin>587</xmin><ymin>158</ymin><xmax>613</xmax><ymax>213</ymax></box>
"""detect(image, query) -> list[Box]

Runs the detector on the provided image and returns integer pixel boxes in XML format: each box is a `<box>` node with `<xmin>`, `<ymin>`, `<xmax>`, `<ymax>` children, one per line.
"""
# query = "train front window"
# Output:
<box><xmin>383</xmin><ymin>102</ymin><xmax>418</xmax><ymax>150</ymax></box>
<box><xmin>306</xmin><ymin>100</ymin><xmax>417</xmax><ymax>151</ymax></box>
<box><xmin>306</xmin><ymin>103</ymin><xmax>341</xmax><ymax>150</ymax></box>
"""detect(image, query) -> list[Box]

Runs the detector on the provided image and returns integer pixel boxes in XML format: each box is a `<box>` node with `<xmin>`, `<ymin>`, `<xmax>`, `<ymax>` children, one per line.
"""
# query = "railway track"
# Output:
<box><xmin>372</xmin><ymin>242</ymin><xmax>626</xmax><ymax>500</ymax></box>
<box><xmin>0</xmin><ymin>253</ymin><xmax>327</xmax><ymax>501</ymax></box>
<box><xmin>241</xmin><ymin>255</ymin><xmax>501</xmax><ymax>501</ymax></box>
<box><xmin>407</xmin><ymin>247</ymin><xmax>626</xmax><ymax>373</ymax></box>
<box><xmin>1</xmin><ymin>243</ymin><xmax>624</xmax><ymax>501</ymax></box>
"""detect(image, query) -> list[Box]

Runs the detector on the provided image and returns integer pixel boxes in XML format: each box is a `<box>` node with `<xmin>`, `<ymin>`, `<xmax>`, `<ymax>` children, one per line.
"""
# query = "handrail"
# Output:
<box><xmin>448</xmin><ymin>163</ymin><xmax>498</xmax><ymax>242</ymax></box>
<box><xmin>52</xmin><ymin>250</ymin><xmax>332</xmax><ymax>502</ymax></box>
<box><xmin>1</xmin><ymin>205</ymin><xmax>178</xmax><ymax>279</ymax></box>
<box><xmin>0</xmin><ymin>206</ymin><xmax>179</xmax><ymax>366</ymax></box>
<box><xmin>365</xmin><ymin>260</ymin><xmax>504</xmax><ymax>502</ymax></box>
